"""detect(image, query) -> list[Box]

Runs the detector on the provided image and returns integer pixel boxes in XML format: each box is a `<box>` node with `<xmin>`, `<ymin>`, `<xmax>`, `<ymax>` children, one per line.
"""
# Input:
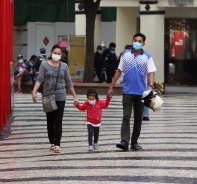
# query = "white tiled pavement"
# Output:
<box><xmin>0</xmin><ymin>93</ymin><xmax>197</xmax><ymax>184</ymax></box>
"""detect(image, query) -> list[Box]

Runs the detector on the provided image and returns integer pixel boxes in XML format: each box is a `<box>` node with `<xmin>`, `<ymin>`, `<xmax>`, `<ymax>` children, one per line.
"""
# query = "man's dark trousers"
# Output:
<box><xmin>121</xmin><ymin>93</ymin><xmax>144</xmax><ymax>146</ymax></box>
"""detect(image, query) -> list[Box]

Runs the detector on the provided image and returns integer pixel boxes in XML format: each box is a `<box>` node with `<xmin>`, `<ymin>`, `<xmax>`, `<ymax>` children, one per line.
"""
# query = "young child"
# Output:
<box><xmin>75</xmin><ymin>88</ymin><xmax>110</xmax><ymax>151</ymax></box>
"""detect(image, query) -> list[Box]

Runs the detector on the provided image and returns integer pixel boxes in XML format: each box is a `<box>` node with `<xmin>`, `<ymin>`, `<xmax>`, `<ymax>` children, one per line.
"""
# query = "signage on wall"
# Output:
<box><xmin>175</xmin><ymin>39</ymin><xmax>183</xmax><ymax>45</ymax></box>
<box><xmin>168</xmin><ymin>0</ymin><xmax>194</xmax><ymax>5</ymax></box>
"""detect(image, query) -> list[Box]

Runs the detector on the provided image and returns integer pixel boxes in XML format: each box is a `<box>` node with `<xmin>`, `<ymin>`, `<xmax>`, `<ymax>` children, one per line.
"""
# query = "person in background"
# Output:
<box><xmin>101</xmin><ymin>40</ymin><xmax>107</xmax><ymax>54</ymax></box>
<box><xmin>102</xmin><ymin>42</ymin><xmax>118</xmax><ymax>83</ymax></box>
<box><xmin>142</xmin><ymin>86</ymin><xmax>150</xmax><ymax>121</ymax></box>
<box><xmin>118</xmin><ymin>45</ymin><xmax>133</xmax><ymax>83</ymax></box>
<box><xmin>107</xmin><ymin>33</ymin><xmax>156</xmax><ymax>151</ymax></box>
<box><xmin>14</xmin><ymin>55</ymin><xmax>32</xmax><ymax>94</ymax></box>
<box><xmin>60</xmin><ymin>49</ymin><xmax>68</xmax><ymax>65</ymax></box>
<box><xmin>94</xmin><ymin>45</ymin><xmax>104</xmax><ymax>83</ymax></box>
<box><xmin>28</xmin><ymin>55</ymin><xmax>37</xmax><ymax>87</ymax></box>
<box><xmin>117</xmin><ymin>45</ymin><xmax>133</xmax><ymax>65</ymax></box>
<box><xmin>32</xmin><ymin>44</ymin><xmax>78</xmax><ymax>153</ymax></box>
<box><xmin>28</xmin><ymin>55</ymin><xmax>37</xmax><ymax>66</ymax></box>
<box><xmin>75</xmin><ymin>88</ymin><xmax>110</xmax><ymax>151</ymax></box>
<box><xmin>143</xmin><ymin>73</ymin><xmax>155</xmax><ymax>121</ymax></box>
<box><xmin>32</xmin><ymin>48</ymin><xmax>48</xmax><ymax>95</ymax></box>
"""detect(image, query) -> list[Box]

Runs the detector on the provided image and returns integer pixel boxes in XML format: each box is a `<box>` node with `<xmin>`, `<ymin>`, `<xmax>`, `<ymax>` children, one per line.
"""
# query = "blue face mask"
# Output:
<box><xmin>110</xmin><ymin>51</ymin><xmax>115</xmax><ymax>54</ymax></box>
<box><xmin>133</xmin><ymin>42</ymin><xmax>142</xmax><ymax>50</ymax></box>
<box><xmin>18</xmin><ymin>59</ymin><xmax>24</xmax><ymax>63</ymax></box>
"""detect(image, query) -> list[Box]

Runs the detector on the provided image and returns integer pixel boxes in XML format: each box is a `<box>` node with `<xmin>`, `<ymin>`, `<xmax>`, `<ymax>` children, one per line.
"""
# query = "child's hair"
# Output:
<box><xmin>87</xmin><ymin>88</ymin><xmax>98</xmax><ymax>99</ymax></box>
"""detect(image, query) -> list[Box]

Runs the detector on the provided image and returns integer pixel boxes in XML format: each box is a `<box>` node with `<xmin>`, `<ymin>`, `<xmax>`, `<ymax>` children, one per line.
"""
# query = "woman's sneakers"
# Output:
<box><xmin>88</xmin><ymin>144</ymin><xmax>99</xmax><ymax>151</ymax></box>
<box><xmin>54</xmin><ymin>146</ymin><xmax>61</xmax><ymax>153</ymax></box>
<box><xmin>50</xmin><ymin>144</ymin><xmax>55</xmax><ymax>151</ymax></box>
<box><xmin>50</xmin><ymin>144</ymin><xmax>61</xmax><ymax>153</ymax></box>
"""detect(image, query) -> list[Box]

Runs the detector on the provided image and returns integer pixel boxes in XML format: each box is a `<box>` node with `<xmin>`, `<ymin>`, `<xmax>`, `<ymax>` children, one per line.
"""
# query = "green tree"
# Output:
<box><xmin>81</xmin><ymin>0</ymin><xmax>101</xmax><ymax>82</ymax></box>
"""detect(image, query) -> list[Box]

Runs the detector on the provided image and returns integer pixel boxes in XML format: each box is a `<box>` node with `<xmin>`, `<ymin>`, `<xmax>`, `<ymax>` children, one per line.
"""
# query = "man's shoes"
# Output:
<box><xmin>116</xmin><ymin>140</ymin><xmax>128</xmax><ymax>150</ymax></box>
<box><xmin>15</xmin><ymin>89</ymin><xmax>22</xmax><ymax>94</ymax></box>
<box><xmin>143</xmin><ymin>117</ymin><xmax>149</xmax><ymax>121</ymax></box>
<box><xmin>131</xmin><ymin>143</ymin><xmax>142</xmax><ymax>150</ymax></box>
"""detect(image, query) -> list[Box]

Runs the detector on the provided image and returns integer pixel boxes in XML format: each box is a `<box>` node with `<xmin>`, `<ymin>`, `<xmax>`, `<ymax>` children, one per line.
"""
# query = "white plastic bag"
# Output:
<box><xmin>150</xmin><ymin>95</ymin><xmax>163</xmax><ymax>112</ymax></box>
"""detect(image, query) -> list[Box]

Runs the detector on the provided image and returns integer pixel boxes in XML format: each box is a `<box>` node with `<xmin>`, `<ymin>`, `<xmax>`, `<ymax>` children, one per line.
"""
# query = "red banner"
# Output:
<box><xmin>173</xmin><ymin>32</ymin><xmax>185</xmax><ymax>59</ymax></box>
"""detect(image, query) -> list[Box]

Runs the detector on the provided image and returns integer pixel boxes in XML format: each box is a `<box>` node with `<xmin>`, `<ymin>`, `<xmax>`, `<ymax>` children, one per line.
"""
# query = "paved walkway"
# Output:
<box><xmin>0</xmin><ymin>93</ymin><xmax>197</xmax><ymax>184</ymax></box>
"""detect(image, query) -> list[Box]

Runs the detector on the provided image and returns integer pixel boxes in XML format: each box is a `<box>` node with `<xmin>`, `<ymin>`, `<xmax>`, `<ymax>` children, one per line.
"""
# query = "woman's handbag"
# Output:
<box><xmin>42</xmin><ymin>94</ymin><xmax>58</xmax><ymax>113</ymax></box>
<box><xmin>42</xmin><ymin>63</ymin><xmax>61</xmax><ymax>113</ymax></box>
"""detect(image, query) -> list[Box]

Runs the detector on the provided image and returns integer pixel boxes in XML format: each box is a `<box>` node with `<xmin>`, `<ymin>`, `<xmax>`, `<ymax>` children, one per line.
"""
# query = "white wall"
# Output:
<box><xmin>55</xmin><ymin>22</ymin><xmax>75</xmax><ymax>40</ymax></box>
<box><xmin>95</xmin><ymin>14</ymin><xmax>101</xmax><ymax>50</ymax></box>
<box><xmin>27</xmin><ymin>22</ymin><xmax>75</xmax><ymax>60</ymax></box>
<box><xmin>75</xmin><ymin>14</ymin><xmax>86</xmax><ymax>36</ymax></box>
<box><xmin>116</xmin><ymin>7</ymin><xmax>139</xmax><ymax>56</ymax></box>
<box><xmin>36</xmin><ymin>24</ymin><xmax>55</xmax><ymax>57</ymax></box>
<box><xmin>101</xmin><ymin>22</ymin><xmax>116</xmax><ymax>49</ymax></box>
<box><xmin>13</xmin><ymin>26</ymin><xmax>27</xmax><ymax>61</ymax></box>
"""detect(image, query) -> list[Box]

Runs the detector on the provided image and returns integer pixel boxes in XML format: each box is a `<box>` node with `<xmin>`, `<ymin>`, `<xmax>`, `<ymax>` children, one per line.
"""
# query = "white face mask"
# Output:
<box><xmin>101</xmin><ymin>43</ymin><xmax>105</xmax><ymax>47</ymax></box>
<box><xmin>88</xmin><ymin>99</ymin><xmax>96</xmax><ymax>106</ymax></box>
<box><xmin>52</xmin><ymin>54</ymin><xmax>61</xmax><ymax>62</ymax></box>
<box><xmin>18</xmin><ymin>59</ymin><xmax>24</xmax><ymax>63</ymax></box>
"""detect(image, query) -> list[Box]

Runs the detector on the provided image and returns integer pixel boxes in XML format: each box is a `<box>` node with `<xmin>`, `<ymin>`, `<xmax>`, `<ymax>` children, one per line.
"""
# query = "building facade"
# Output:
<box><xmin>76</xmin><ymin>0</ymin><xmax>197</xmax><ymax>85</ymax></box>
<box><xmin>14</xmin><ymin>0</ymin><xmax>197</xmax><ymax>85</ymax></box>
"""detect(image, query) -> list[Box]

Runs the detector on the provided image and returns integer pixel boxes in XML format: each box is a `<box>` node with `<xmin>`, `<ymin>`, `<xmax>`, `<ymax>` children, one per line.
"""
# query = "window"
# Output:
<box><xmin>165</xmin><ymin>19</ymin><xmax>197</xmax><ymax>85</ymax></box>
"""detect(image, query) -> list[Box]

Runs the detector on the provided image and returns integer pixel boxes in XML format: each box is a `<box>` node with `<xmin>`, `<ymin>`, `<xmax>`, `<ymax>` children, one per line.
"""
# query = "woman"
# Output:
<box><xmin>32</xmin><ymin>44</ymin><xmax>78</xmax><ymax>153</ymax></box>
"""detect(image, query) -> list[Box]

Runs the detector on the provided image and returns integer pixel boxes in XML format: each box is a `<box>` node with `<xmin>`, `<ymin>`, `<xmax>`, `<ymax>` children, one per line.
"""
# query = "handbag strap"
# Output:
<box><xmin>54</xmin><ymin>62</ymin><xmax>61</xmax><ymax>92</ymax></box>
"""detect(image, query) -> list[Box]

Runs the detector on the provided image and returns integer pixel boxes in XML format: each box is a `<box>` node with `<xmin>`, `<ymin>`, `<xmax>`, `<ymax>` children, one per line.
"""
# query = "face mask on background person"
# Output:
<box><xmin>98</xmin><ymin>50</ymin><xmax>102</xmax><ymax>54</ymax></box>
<box><xmin>133</xmin><ymin>42</ymin><xmax>143</xmax><ymax>50</ymax></box>
<box><xmin>101</xmin><ymin>43</ymin><xmax>105</xmax><ymax>47</ymax></box>
<box><xmin>52</xmin><ymin>54</ymin><xmax>61</xmax><ymax>62</ymax></box>
<box><xmin>110</xmin><ymin>51</ymin><xmax>115</xmax><ymax>54</ymax></box>
<box><xmin>18</xmin><ymin>59</ymin><xmax>24</xmax><ymax>64</ymax></box>
<box><xmin>88</xmin><ymin>99</ymin><xmax>96</xmax><ymax>106</ymax></box>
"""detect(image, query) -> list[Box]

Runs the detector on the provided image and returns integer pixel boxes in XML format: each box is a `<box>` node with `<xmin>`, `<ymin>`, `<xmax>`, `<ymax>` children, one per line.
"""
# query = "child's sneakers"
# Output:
<box><xmin>88</xmin><ymin>144</ymin><xmax>99</xmax><ymax>151</ymax></box>
<box><xmin>88</xmin><ymin>145</ymin><xmax>94</xmax><ymax>151</ymax></box>
<box><xmin>54</xmin><ymin>146</ymin><xmax>61</xmax><ymax>153</ymax></box>
<box><xmin>94</xmin><ymin>143</ymin><xmax>99</xmax><ymax>150</ymax></box>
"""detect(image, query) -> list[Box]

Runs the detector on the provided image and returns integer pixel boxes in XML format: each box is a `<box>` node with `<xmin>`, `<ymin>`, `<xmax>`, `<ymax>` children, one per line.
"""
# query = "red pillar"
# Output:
<box><xmin>0</xmin><ymin>0</ymin><xmax>14</xmax><ymax>131</ymax></box>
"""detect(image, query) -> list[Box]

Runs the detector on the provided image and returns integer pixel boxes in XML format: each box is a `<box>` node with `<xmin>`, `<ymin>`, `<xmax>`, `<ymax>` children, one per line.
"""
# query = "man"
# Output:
<box><xmin>14</xmin><ymin>55</ymin><xmax>32</xmax><ymax>94</ymax></box>
<box><xmin>94</xmin><ymin>45</ymin><xmax>104</xmax><ymax>83</ymax></box>
<box><xmin>60</xmin><ymin>49</ymin><xmax>68</xmax><ymax>65</ymax></box>
<box><xmin>32</xmin><ymin>48</ymin><xmax>47</xmax><ymax>94</ymax></box>
<box><xmin>102</xmin><ymin>42</ymin><xmax>118</xmax><ymax>83</ymax></box>
<box><xmin>107</xmin><ymin>33</ymin><xmax>156</xmax><ymax>150</ymax></box>
<box><xmin>28</xmin><ymin>55</ymin><xmax>37</xmax><ymax>87</ymax></box>
<box><xmin>117</xmin><ymin>45</ymin><xmax>132</xmax><ymax>65</ymax></box>
<box><xmin>118</xmin><ymin>45</ymin><xmax>133</xmax><ymax>83</ymax></box>
<box><xmin>100</xmin><ymin>40</ymin><xmax>107</xmax><ymax>55</ymax></box>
